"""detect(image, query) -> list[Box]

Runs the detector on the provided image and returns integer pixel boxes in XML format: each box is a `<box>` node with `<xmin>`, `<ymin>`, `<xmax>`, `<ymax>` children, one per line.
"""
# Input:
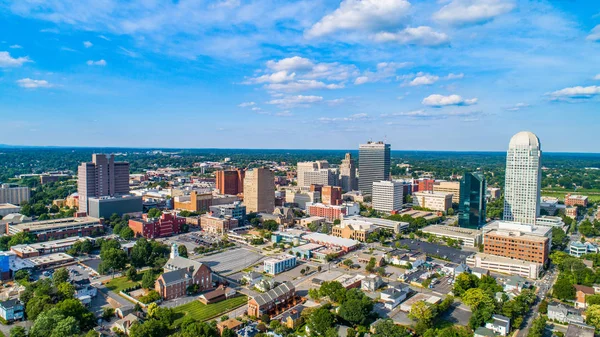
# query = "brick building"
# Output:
<box><xmin>128</xmin><ymin>212</ymin><xmax>185</xmax><ymax>238</ymax></box>
<box><xmin>321</xmin><ymin>186</ymin><xmax>342</xmax><ymax>206</ymax></box>
<box><xmin>155</xmin><ymin>244</ymin><xmax>213</xmax><ymax>300</ymax></box>
<box><xmin>173</xmin><ymin>191</ymin><xmax>212</xmax><ymax>213</ymax></box>
<box><xmin>247</xmin><ymin>281</ymin><xmax>296</xmax><ymax>318</ymax></box>
<box><xmin>565</xmin><ymin>194</ymin><xmax>588</xmax><ymax>207</ymax></box>
<box><xmin>200</xmin><ymin>214</ymin><xmax>238</xmax><ymax>234</ymax></box>
<box><xmin>215</xmin><ymin>170</ymin><xmax>245</xmax><ymax>195</ymax></box>
<box><xmin>483</xmin><ymin>230</ymin><xmax>549</xmax><ymax>264</ymax></box>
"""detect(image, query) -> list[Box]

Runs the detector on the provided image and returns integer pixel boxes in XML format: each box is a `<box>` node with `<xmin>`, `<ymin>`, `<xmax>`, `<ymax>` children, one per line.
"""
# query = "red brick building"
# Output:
<box><xmin>128</xmin><ymin>212</ymin><xmax>185</xmax><ymax>238</ymax></box>
<box><xmin>307</xmin><ymin>203</ymin><xmax>345</xmax><ymax>222</ymax></box>
<box><xmin>415</xmin><ymin>179</ymin><xmax>435</xmax><ymax>192</ymax></box>
<box><xmin>155</xmin><ymin>244</ymin><xmax>213</xmax><ymax>300</ymax></box>
<box><xmin>247</xmin><ymin>281</ymin><xmax>296</xmax><ymax>318</ymax></box>
<box><xmin>321</xmin><ymin>186</ymin><xmax>342</xmax><ymax>206</ymax></box>
<box><xmin>565</xmin><ymin>194</ymin><xmax>588</xmax><ymax>207</ymax></box>
<box><xmin>216</xmin><ymin>170</ymin><xmax>245</xmax><ymax>195</ymax></box>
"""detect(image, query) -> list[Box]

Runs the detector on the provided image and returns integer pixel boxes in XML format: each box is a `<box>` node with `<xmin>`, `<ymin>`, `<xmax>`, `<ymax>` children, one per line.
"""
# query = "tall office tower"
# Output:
<box><xmin>296</xmin><ymin>161</ymin><xmax>335</xmax><ymax>187</ymax></box>
<box><xmin>243</xmin><ymin>168</ymin><xmax>275</xmax><ymax>213</ymax></box>
<box><xmin>358</xmin><ymin>141</ymin><xmax>391</xmax><ymax>196</ymax></box>
<box><xmin>339</xmin><ymin>153</ymin><xmax>358</xmax><ymax>192</ymax></box>
<box><xmin>215</xmin><ymin>169</ymin><xmax>245</xmax><ymax>195</ymax></box>
<box><xmin>503</xmin><ymin>131</ymin><xmax>542</xmax><ymax>225</ymax></box>
<box><xmin>0</xmin><ymin>184</ymin><xmax>30</xmax><ymax>205</ymax></box>
<box><xmin>458</xmin><ymin>172</ymin><xmax>487</xmax><ymax>229</ymax></box>
<box><xmin>78</xmin><ymin>154</ymin><xmax>130</xmax><ymax>214</ymax></box>
<box><xmin>372</xmin><ymin>180</ymin><xmax>403</xmax><ymax>213</ymax></box>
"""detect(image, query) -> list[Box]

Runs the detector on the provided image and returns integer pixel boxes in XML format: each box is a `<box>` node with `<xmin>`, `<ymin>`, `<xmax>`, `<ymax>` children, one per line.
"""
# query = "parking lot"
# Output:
<box><xmin>396</xmin><ymin>239</ymin><xmax>471</xmax><ymax>264</ymax></box>
<box><xmin>196</xmin><ymin>247</ymin><xmax>264</xmax><ymax>275</ymax></box>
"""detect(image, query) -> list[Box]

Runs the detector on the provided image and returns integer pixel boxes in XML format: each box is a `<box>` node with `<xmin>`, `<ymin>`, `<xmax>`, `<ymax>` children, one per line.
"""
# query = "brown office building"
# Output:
<box><xmin>216</xmin><ymin>169</ymin><xmax>245</xmax><ymax>195</ymax></box>
<box><xmin>483</xmin><ymin>230</ymin><xmax>549</xmax><ymax>264</ymax></box>
<box><xmin>321</xmin><ymin>186</ymin><xmax>342</xmax><ymax>206</ymax></box>
<box><xmin>200</xmin><ymin>214</ymin><xmax>238</xmax><ymax>234</ymax></box>
<box><xmin>174</xmin><ymin>191</ymin><xmax>213</xmax><ymax>213</ymax></box>
<box><xmin>78</xmin><ymin>154</ymin><xmax>130</xmax><ymax>214</ymax></box>
<box><xmin>243</xmin><ymin>168</ymin><xmax>275</xmax><ymax>213</ymax></box>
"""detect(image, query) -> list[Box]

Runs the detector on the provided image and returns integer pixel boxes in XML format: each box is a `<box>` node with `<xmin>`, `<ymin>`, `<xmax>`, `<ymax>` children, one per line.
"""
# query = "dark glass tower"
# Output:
<box><xmin>358</xmin><ymin>141</ymin><xmax>391</xmax><ymax>196</ymax></box>
<box><xmin>458</xmin><ymin>172</ymin><xmax>487</xmax><ymax>229</ymax></box>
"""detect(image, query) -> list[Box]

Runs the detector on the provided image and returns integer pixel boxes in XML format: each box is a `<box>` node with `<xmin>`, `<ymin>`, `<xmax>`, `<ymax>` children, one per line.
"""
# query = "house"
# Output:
<box><xmin>471</xmin><ymin>267</ymin><xmax>490</xmax><ymax>278</ymax></box>
<box><xmin>73</xmin><ymin>278</ymin><xmax>98</xmax><ymax>298</ymax></box>
<box><xmin>247</xmin><ymin>281</ymin><xmax>296</xmax><ymax>318</ymax></box>
<box><xmin>565</xmin><ymin>322</ymin><xmax>595</xmax><ymax>337</ymax></box>
<box><xmin>0</xmin><ymin>299</ymin><xmax>24</xmax><ymax>322</ymax></box>
<box><xmin>280</xmin><ymin>307</ymin><xmax>303</xmax><ymax>329</ymax></box>
<box><xmin>255</xmin><ymin>279</ymin><xmax>275</xmax><ymax>292</ymax></box>
<box><xmin>385</xmin><ymin>249</ymin><xmax>426</xmax><ymax>268</ymax></box>
<box><xmin>198</xmin><ymin>285</ymin><xmax>236</xmax><ymax>304</ymax></box>
<box><xmin>237</xmin><ymin>323</ymin><xmax>259</xmax><ymax>337</ymax></box>
<box><xmin>116</xmin><ymin>305</ymin><xmax>135</xmax><ymax>319</ymax></box>
<box><xmin>474</xmin><ymin>327</ymin><xmax>496</xmax><ymax>337</ymax></box>
<box><xmin>242</xmin><ymin>272</ymin><xmax>263</xmax><ymax>286</ymax></box>
<box><xmin>574</xmin><ymin>285</ymin><xmax>596</xmax><ymax>309</ymax></box>
<box><xmin>361</xmin><ymin>274</ymin><xmax>383</xmax><ymax>292</ymax></box>
<box><xmin>380</xmin><ymin>287</ymin><xmax>409</xmax><ymax>310</ymax></box>
<box><xmin>357</xmin><ymin>253</ymin><xmax>385</xmax><ymax>267</ymax></box>
<box><xmin>155</xmin><ymin>243</ymin><xmax>213</xmax><ymax>300</ymax></box>
<box><xmin>112</xmin><ymin>313</ymin><xmax>141</xmax><ymax>336</ymax></box>
<box><xmin>485</xmin><ymin>314</ymin><xmax>511</xmax><ymax>336</ymax></box>
<box><xmin>548</xmin><ymin>303</ymin><xmax>584</xmax><ymax>324</ymax></box>
<box><xmin>503</xmin><ymin>275</ymin><xmax>530</xmax><ymax>293</ymax></box>
<box><xmin>216</xmin><ymin>318</ymin><xmax>243</xmax><ymax>335</ymax></box>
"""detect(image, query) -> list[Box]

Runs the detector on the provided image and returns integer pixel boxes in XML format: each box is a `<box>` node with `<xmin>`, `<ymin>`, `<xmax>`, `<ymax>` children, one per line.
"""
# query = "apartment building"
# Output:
<box><xmin>247</xmin><ymin>281</ymin><xmax>296</xmax><ymax>317</ymax></box>
<box><xmin>372</xmin><ymin>180</ymin><xmax>403</xmax><ymax>213</ymax></box>
<box><xmin>332</xmin><ymin>220</ymin><xmax>378</xmax><ymax>242</ymax></box>
<box><xmin>78</xmin><ymin>154</ymin><xmax>130</xmax><ymax>214</ymax></box>
<box><xmin>306</xmin><ymin>202</ymin><xmax>359</xmax><ymax>221</ymax></box>
<box><xmin>433</xmin><ymin>181</ymin><xmax>461</xmax><ymax>203</ymax></box>
<box><xmin>128</xmin><ymin>212</ymin><xmax>185</xmax><ymax>238</ymax></box>
<box><xmin>200</xmin><ymin>214</ymin><xmax>238</xmax><ymax>234</ymax></box>
<box><xmin>244</xmin><ymin>168</ymin><xmax>275</xmax><ymax>213</ymax></box>
<box><xmin>0</xmin><ymin>184</ymin><xmax>30</xmax><ymax>205</ymax></box>
<box><xmin>412</xmin><ymin>191</ymin><xmax>453</xmax><ymax>211</ymax></box>
<box><xmin>263</xmin><ymin>255</ymin><xmax>297</xmax><ymax>275</ymax></box>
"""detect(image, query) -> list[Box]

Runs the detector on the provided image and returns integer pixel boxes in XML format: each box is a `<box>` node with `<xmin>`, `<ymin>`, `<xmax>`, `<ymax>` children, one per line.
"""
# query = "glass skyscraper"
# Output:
<box><xmin>358</xmin><ymin>141</ymin><xmax>391</xmax><ymax>196</ymax></box>
<box><xmin>458</xmin><ymin>172</ymin><xmax>487</xmax><ymax>229</ymax></box>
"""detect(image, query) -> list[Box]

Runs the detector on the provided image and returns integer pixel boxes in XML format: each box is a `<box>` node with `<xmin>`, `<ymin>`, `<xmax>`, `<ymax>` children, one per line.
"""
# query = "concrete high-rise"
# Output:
<box><xmin>358</xmin><ymin>141</ymin><xmax>390</xmax><ymax>196</ymax></box>
<box><xmin>458</xmin><ymin>172</ymin><xmax>486</xmax><ymax>229</ymax></box>
<box><xmin>296</xmin><ymin>161</ymin><xmax>335</xmax><ymax>188</ymax></box>
<box><xmin>372</xmin><ymin>180</ymin><xmax>403</xmax><ymax>213</ymax></box>
<box><xmin>215</xmin><ymin>169</ymin><xmax>245</xmax><ymax>195</ymax></box>
<box><xmin>503</xmin><ymin>131</ymin><xmax>541</xmax><ymax>225</ymax></box>
<box><xmin>339</xmin><ymin>153</ymin><xmax>358</xmax><ymax>192</ymax></box>
<box><xmin>78</xmin><ymin>154</ymin><xmax>130</xmax><ymax>214</ymax></box>
<box><xmin>243</xmin><ymin>168</ymin><xmax>275</xmax><ymax>213</ymax></box>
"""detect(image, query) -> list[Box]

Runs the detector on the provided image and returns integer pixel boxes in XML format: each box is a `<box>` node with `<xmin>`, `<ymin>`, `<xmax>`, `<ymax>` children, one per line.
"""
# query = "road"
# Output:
<box><xmin>516</xmin><ymin>266</ymin><xmax>558</xmax><ymax>337</ymax></box>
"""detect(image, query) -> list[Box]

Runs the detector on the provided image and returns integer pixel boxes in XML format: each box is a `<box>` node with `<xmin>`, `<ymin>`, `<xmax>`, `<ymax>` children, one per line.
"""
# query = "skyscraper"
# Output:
<box><xmin>215</xmin><ymin>169</ymin><xmax>245</xmax><ymax>195</ymax></box>
<box><xmin>78</xmin><ymin>154</ymin><xmax>130</xmax><ymax>214</ymax></box>
<box><xmin>372</xmin><ymin>180</ymin><xmax>403</xmax><ymax>213</ymax></box>
<box><xmin>358</xmin><ymin>141</ymin><xmax>390</xmax><ymax>196</ymax></box>
<box><xmin>296</xmin><ymin>161</ymin><xmax>335</xmax><ymax>187</ymax></box>
<box><xmin>503</xmin><ymin>131</ymin><xmax>542</xmax><ymax>225</ymax></box>
<box><xmin>458</xmin><ymin>172</ymin><xmax>486</xmax><ymax>229</ymax></box>
<box><xmin>243</xmin><ymin>168</ymin><xmax>275</xmax><ymax>213</ymax></box>
<box><xmin>339</xmin><ymin>153</ymin><xmax>357</xmax><ymax>192</ymax></box>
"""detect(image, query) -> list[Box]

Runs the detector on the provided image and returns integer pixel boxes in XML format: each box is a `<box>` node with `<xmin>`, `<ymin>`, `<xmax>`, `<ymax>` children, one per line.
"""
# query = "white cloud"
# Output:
<box><xmin>433</xmin><ymin>0</ymin><xmax>515</xmax><ymax>26</ymax></box>
<box><xmin>0</xmin><ymin>51</ymin><xmax>31</xmax><ymax>67</ymax></box>
<box><xmin>267</xmin><ymin>95</ymin><xmax>323</xmax><ymax>107</ymax></box>
<box><xmin>9</xmin><ymin>45</ymin><xmax>22</xmax><ymax>49</ymax></box>
<box><xmin>319</xmin><ymin>113</ymin><xmax>369</xmax><ymax>123</ymax></box>
<box><xmin>40</xmin><ymin>28</ymin><xmax>59</xmax><ymax>34</ymax></box>
<box><xmin>266</xmin><ymin>56</ymin><xmax>314</xmax><ymax>72</ymax></box>
<box><xmin>446</xmin><ymin>73</ymin><xmax>464</xmax><ymax>80</ymax></box>
<box><xmin>422</xmin><ymin>94</ymin><xmax>478</xmax><ymax>107</ymax></box>
<box><xmin>594</xmin><ymin>74</ymin><xmax>600</xmax><ymax>80</ymax></box>
<box><xmin>238</xmin><ymin>102</ymin><xmax>256</xmax><ymax>107</ymax></box>
<box><xmin>306</xmin><ymin>0</ymin><xmax>411</xmax><ymax>38</ymax></box>
<box><xmin>266</xmin><ymin>80</ymin><xmax>344</xmax><ymax>92</ymax></box>
<box><xmin>327</xmin><ymin>98</ymin><xmax>346</xmax><ymax>106</ymax></box>
<box><xmin>550</xmin><ymin>86</ymin><xmax>600</xmax><ymax>99</ymax></box>
<box><xmin>87</xmin><ymin>59</ymin><xmax>107</xmax><ymax>66</ymax></box>
<box><xmin>251</xmin><ymin>107</ymin><xmax>262</xmax><ymax>111</ymax></box>
<box><xmin>373</xmin><ymin>26</ymin><xmax>450</xmax><ymax>46</ymax></box>
<box><xmin>354</xmin><ymin>62</ymin><xmax>410</xmax><ymax>85</ymax></box>
<box><xmin>16</xmin><ymin>78</ymin><xmax>53</xmax><ymax>89</ymax></box>
<box><xmin>275</xmin><ymin>111</ymin><xmax>293</xmax><ymax>117</ymax></box>
<box><xmin>83</xmin><ymin>41</ymin><xmax>93</xmax><ymax>48</ymax></box>
<box><xmin>409</xmin><ymin>74</ymin><xmax>439</xmax><ymax>86</ymax></box>
<box><xmin>587</xmin><ymin>25</ymin><xmax>600</xmax><ymax>42</ymax></box>
<box><xmin>248</xmin><ymin>71</ymin><xmax>296</xmax><ymax>84</ymax></box>
<box><xmin>119</xmin><ymin>47</ymin><xmax>140</xmax><ymax>58</ymax></box>
<box><xmin>98</xmin><ymin>35</ymin><xmax>110</xmax><ymax>41</ymax></box>
<box><xmin>506</xmin><ymin>102</ymin><xmax>530</xmax><ymax>111</ymax></box>
<box><xmin>61</xmin><ymin>47</ymin><xmax>77</xmax><ymax>52</ymax></box>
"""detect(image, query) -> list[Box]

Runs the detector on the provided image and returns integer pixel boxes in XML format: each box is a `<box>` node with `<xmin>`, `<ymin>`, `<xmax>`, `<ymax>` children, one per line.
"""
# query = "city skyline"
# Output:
<box><xmin>1</xmin><ymin>0</ymin><xmax>600</xmax><ymax>151</ymax></box>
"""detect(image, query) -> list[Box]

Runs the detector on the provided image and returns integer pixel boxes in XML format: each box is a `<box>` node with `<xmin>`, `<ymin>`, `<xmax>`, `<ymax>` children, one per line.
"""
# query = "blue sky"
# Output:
<box><xmin>0</xmin><ymin>0</ymin><xmax>599</xmax><ymax>152</ymax></box>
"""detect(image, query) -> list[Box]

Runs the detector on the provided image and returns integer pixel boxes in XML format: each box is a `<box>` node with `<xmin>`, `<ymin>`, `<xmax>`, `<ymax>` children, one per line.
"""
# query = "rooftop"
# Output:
<box><xmin>0</xmin><ymin>203</ymin><xmax>19</xmax><ymax>209</ymax></box>
<box><xmin>468</xmin><ymin>253</ymin><xmax>543</xmax><ymax>267</ymax></box>
<box><xmin>483</xmin><ymin>220</ymin><xmax>552</xmax><ymax>237</ymax></box>
<box><xmin>422</xmin><ymin>224</ymin><xmax>482</xmax><ymax>238</ymax></box>
<box><xmin>303</xmin><ymin>233</ymin><xmax>360</xmax><ymax>248</ymax></box>
<box><xmin>565</xmin><ymin>322</ymin><xmax>595</xmax><ymax>337</ymax></box>
<box><xmin>264</xmin><ymin>254</ymin><xmax>296</xmax><ymax>264</ymax></box>
<box><xmin>27</xmin><ymin>253</ymin><xmax>74</xmax><ymax>266</ymax></box>
<box><xmin>509</xmin><ymin>131</ymin><xmax>540</xmax><ymax>148</ymax></box>
<box><xmin>9</xmin><ymin>217</ymin><xmax>101</xmax><ymax>232</ymax></box>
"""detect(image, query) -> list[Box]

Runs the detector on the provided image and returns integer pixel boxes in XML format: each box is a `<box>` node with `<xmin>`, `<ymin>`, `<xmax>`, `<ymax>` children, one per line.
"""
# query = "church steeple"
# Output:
<box><xmin>170</xmin><ymin>242</ymin><xmax>179</xmax><ymax>259</ymax></box>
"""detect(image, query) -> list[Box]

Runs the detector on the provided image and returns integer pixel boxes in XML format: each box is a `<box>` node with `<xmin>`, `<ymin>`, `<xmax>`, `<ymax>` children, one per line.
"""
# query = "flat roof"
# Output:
<box><xmin>469</xmin><ymin>253</ymin><xmax>542</xmax><ymax>267</ymax></box>
<box><xmin>485</xmin><ymin>229</ymin><xmax>548</xmax><ymax>243</ymax></box>
<box><xmin>264</xmin><ymin>254</ymin><xmax>296</xmax><ymax>264</ymax></box>
<box><xmin>0</xmin><ymin>204</ymin><xmax>19</xmax><ymax>209</ymax></box>
<box><xmin>422</xmin><ymin>225</ymin><xmax>481</xmax><ymax>238</ymax></box>
<box><xmin>343</xmin><ymin>216</ymin><xmax>409</xmax><ymax>229</ymax></box>
<box><xmin>14</xmin><ymin>236</ymin><xmax>92</xmax><ymax>251</ymax></box>
<box><xmin>483</xmin><ymin>220</ymin><xmax>551</xmax><ymax>237</ymax></box>
<box><xmin>303</xmin><ymin>233</ymin><xmax>360</xmax><ymax>248</ymax></box>
<box><xmin>294</xmin><ymin>243</ymin><xmax>323</xmax><ymax>251</ymax></box>
<box><xmin>27</xmin><ymin>253</ymin><xmax>74</xmax><ymax>266</ymax></box>
<box><xmin>10</xmin><ymin>217</ymin><xmax>101</xmax><ymax>232</ymax></box>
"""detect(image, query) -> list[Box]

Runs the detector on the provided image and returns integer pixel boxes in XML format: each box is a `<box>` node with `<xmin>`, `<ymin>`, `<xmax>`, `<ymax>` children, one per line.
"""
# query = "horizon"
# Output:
<box><xmin>1</xmin><ymin>1</ymin><xmax>600</xmax><ymax>151</ymax></box>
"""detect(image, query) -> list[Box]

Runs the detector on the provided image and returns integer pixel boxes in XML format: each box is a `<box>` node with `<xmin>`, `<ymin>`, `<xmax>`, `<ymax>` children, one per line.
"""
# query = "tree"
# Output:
<box><xmin>453</xmin><ymin>272</ymin><xmax>478</xmax><ymax>297</ymax></box>
<box><xmin>222</xmin><ymin>328</ymin><xmax>236</xmax><ymax>337</ymax></box>
<box><xmin>52</xmin><ymin>268</ymin><xmax>69</xmax><ymax>285</ymax></box>
<box><xmin>50</xmin><ymin>316</ymin><xmax>80</xmax><ymax>337</ymax></box>
<box><xmin>29</xmin><ymin>308</ymin><xmax>65</xmax><ymax>337</ymax></box>
<box><xmin>102</xmin><ymin>307</ymin><xmax>115</xmax><ymax>321</ymax></box>
<box><xmin>56</xmin><ymin>282</ymin><xmax>75</xmax><ymax>300</ymax></box>
<box><xmin>462</xmin><ymin>288</ymin><xmax>495</xmax><ymax>310</ymax></box>
<box><xmin>113</xmin><ymin>223</ymin><xmax>124</xmax><ymax>235</ymax></box>
<box><xmin>99</xmin><ymin>248</ymin><xmax>129</xmax><ymax>274</ymax></box>
<box><xmin>142</xmin><ymin>271</ymin><xmax>156</xmax><ymax>289</ymax></box>
<box><xmin>527</xmin><ymin>316</ymin><xmax>546</xmax><ymax>337</ymax></box>
<box><xmin>10</xmin><ymin>326</ymin><xmax>27</xmax><ymax>337</ymax></box>
<box><xmin>307</xmin><ymin>307</ymin><xmax>335</xmax><ymax>336</ymax></box>
<box><xmin>372</xmin><ymin>319</ymin><xmax>410</xmax><ymax>337</ymax></box>
<box><xmin>147</xmin><ymin>208</ymin><xmax>162</xmax><ymax>219</ymax></box>
<box><xmin>587</xmin><ymin>304</ymin><xmax>600</xmax><ymax>330</ymax></box>
<box><xmin>408</xmin><ymin>301</ymin><xmax>434</xmax><ymax>327</ymax></box>
<box><xmin>338</xmin><ymin>297</ymin><xmax>373</xmax><ymax>326</ymax></box>
<box><xmin>55</xmin><ymin>298</ymin><xmax>96</xmax><ymax>331</ymax></box>
<box><xmin>131</xmin><ymin>238</ymin><xmax>152</xmax><ymax>268</ymax></box>
<box><xmin>178</xmin><ymin>245</ymin><xmax>188</xmax><ymax>258</ymax></box>
<box><xmin>120</xmin><ymin>227</ymin><xmax>135</xmax><ymax>240</ymax></box>
<box><xmin>553</xmin><ymin>274</ymin><xmax>576</xmax><ymax>300</ymax></box>
<box><xmin>14</xmin><ymin>269</ymin><xmax>30</xmax><ymax>283</ymax></box>
<box><xmin>538</xmin><ymin>300</ymin><xmax>549</xmax><ymax>314</ymax></box>
<box><xmin>343</xmin><ymin>259</ymin><xmax>353</xmax><ymax>267</ymax></box>
<box><xmin>126</xmin><ymin>266</ymin><xmax>139</xmax><ymax>281</ymax></box>
<box><xmin>26</xmin><ymin>295</ymin><xmax>53</xmax><ymax>320</ymax></box>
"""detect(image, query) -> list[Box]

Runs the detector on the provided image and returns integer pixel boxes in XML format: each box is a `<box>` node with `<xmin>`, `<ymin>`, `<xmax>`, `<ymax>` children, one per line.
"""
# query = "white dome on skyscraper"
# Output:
<box><xmin>508</xmin><ymin>131</ymin><xmax>540</xmax><ymax>149</ymax></box>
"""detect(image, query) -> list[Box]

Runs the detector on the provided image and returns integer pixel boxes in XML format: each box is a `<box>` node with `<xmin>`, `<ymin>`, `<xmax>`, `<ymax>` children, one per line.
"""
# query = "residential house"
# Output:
<box><xmin>565</xmin><ymin>322</ymin><xmax>595</xmax><ymax>337</ymax></box>
<box><xmin>0</xmin><ymin>299</ymin><xmax>24</xmax><ymax>322</ymax></box>
<box><xmin>575</xmin><ymin>285</ymin><xmax>596</xmax><ymax>309</ymax></box>
<box><xmin>112</xmin><ymin>313</ymin><xmax>141</xmax><ymax>336</ymax></box>
<box><xmin>503</xmin><ymin>275</ymin><xmax>530</xmax><ymax>293</ymax></box>
<box><xmin>570</xmin><ymin>241</ymin><xmax>599</xmax><ymax>257</ymax></box>
<box><xmin>216</xmin><ymin>318</ymin><xmax>243</xmax><ymax>335</ymax></box>
<box><xmin>471</xmin><ymin>267</ymin><xmax>490</xmax><ymax>278</ymax></box>
<box><xmin>198</xmin><ymin>285</ymin><xmax>236</xmax><ymax>304</ymax></box>
<box><xmin>474</xmin><ymin>327</ymin><xmax>496</xmax><ymax>337</ymax></box>
<box><xmin>380</xmin><ymin>287</ymin><xmax>409</xmax><ymax>310</ymax></box>
<box><xmin>361</xmin><ymin>274</ymin><xmax>383</xmax><ymax>292</ymax></box>
<box><xmin>280</xmin><ymin>307</ymin><xmax>303</xmax><ymax>329</ymax></box>
<box><xmin>385</xmin><ymin>249</ymin><xmax>426</xmax><ymax>268</ymax></box>
<box><xmin>485</xmin><ymin>314</ymin><xmax>511</xmax><ymax>336</ymax></box>
<box><xmin>255</xmin><ymin>279</ymin><xmax>275</xmax><ymax>292</ymax></box>
<box><xmin>357</xmin><ymin>253</ymin><xmax>385</xmax><ymax>267</ymax></box>
<box><xmin>242</xmin><ymin>272</ymin><xmax>263</xmax><ymax>286</ymax></box>
<box><xmin>73</xmin><ymin>278</ymin><xmax>98</xmax><ymax>298</ymax></box>
<box><xmin>548</xmin><ymin>304</ymin><xmax>584</xmax><ymax>324</ymax></box>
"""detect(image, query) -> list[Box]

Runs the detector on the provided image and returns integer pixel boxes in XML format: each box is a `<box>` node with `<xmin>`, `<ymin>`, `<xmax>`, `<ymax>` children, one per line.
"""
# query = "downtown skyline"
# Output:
<box><xmin>1</xmin><ymin>0</ymin><xmax>600</xmax><ymax>152</ymax></box>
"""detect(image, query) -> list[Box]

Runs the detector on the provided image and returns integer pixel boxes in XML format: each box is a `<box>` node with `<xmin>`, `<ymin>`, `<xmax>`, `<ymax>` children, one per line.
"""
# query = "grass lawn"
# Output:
<box><xmin>105</xmin><ymin>270</ymin><xmax>151</xmax><ymax>293</ymax></box>
<box><xmin>542</xmin><ymin>191</ymin><xmax>600</xmax><ymax>202</ymax></box>
<box><xmin>173</xmin><ymin>295</ymin><xmax>247</xmax><ymax>324</ymax></box>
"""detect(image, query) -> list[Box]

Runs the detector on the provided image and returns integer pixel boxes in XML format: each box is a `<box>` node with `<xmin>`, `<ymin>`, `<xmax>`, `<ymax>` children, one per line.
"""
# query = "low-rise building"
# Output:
<box><xmin>569</xmin><ymin>241</ymin><xmax>599</xmax><ymax>257</ymax></box>
<box><xmin>466</xmin><ymin>253</ymin><xmax>542</xmax><ymax>279</ymax></box>
<box><xmin>575</xmin><ymin>285</ymin><xmax>596</xmax><ymax>309</ymax></box>
<box><xmin>88</xmin><ymin>195</ymin><xmax>143</xmax><ymax>218</ymax></box>
<box><xmin>0</xmin><ymin>299</ymin><xmax>24</xmax><ymax>322</ymax></box>
<box><xmin>433</xmin><ymin>181</ymin><xmax>460</xmax><ymax>203</ymax></box>
<box><xmin>566</xmin><ymin>206</ymin><xmax>578</xmax><ymax>219</ymax></box>
<box><xmin>302</xmin><ymin>233</ymin><xmax>360</xmax><ymax>253</ymax></box>
<box><xmin>474</xmin><ymin>327</ymin><xmax>496</xmax><ymax>337</ymax></box>
<box><xmin>128</xmin><ymin>212</ymin><xmax>185</xmax><ymax>238</ymax></box>
<box><xmin>548</xmin><ymin>303</ymin><xmax>585</xmax><ymax>324</ymax></box>
<box><xmin>342</xmin><ymin>215</ymin><xmax>408</xmax><ymax>234</ymax></box>
<box><xmin>6</xmin><ymin>217</ymin><xmax>103</xmax><ymax>241</ymax></box>
<box><xmin>399</xmin><ymin>293</ymin><xmax>441</xmax><ymax>312</ymax></box>
<box><xmin>200</xmin><ymin>214</ymin><xmax>238</xmax><ymax>234</ymax></box>
<box><xmin>27</xmin><ymin>253</ymin><xmax>75</xmax><ymax>269</ymax></box>
<box><xmin>540</xmin><ymin>197</ymin><xmax>560</xmax><ymax>215</ymax></box>
<box><xmin>486</xmin><ymin>187</ymin><xmax>501</xmax><ymax>200</ymax></box>
<box><xmin>482</xmin><ymin>221</ymin><xmax>552</xmax><ymax>265</ymax></box>
<box><xmin>291</xmin><ymin>243</ymin><xmax>323</xmax><ymax>260</ymax></box>
<box><xmin>264</xmin><ymin>255</ymin><xmax>297</xmax><ymax>275</ymax></box>
<box><xmin>412</xmin><ymin>191</ymin><xmax>453</xmax><ymax>211</ymax></box>
<box><xmin>242</xmin><ymin>272</ymin><xmax>263</xmax><ymax>286</ymax></box>
<box><xmin>0</xmin><ymin>204</ymin><xmax>20</xmax><ymax>217</ymax></box>
<box><xmin>421</xmin><ymin>225</ymin><xmax>482</xmax><ymax>247</ymax></box>
<box><xmin>299</xmin><ymin>216</ymin><xmax>326</xmax><ymax>228</ymax></box>
<box><xmin>11</xmin><ymin>236</ymin><xmax>93</xmax><ymax>258</ymax></box>
<box><xmin>112</xmin><ymin>313</ymin><xmax>141</xmax><ymax>336</ymax></box>
<box><xmin>209</xmin><ymin>201</ymin><xmax>246</xmax><ymax>224</ymax></box>
<box><xmin>332</xmin><ymin>221</ymin><xmax>378</xmax><ymax>242</ymax></box>
<box><xmin>361</xmin><ymin>274</ymin><xmax>383</xmax><ymax>292</ymax></box>
<box><xmin>485</xmin><ymin>314</ymin><xmax>510</xmax><ymax>336</ymax></box>
<box><xmin>306</xmin><ymin>202</ymin><xmax>359</xmax><ymax>222</ymax></box>
<box><xmin>155</xmin><ymin>244</ymin><xmax>212</xmax><ymax>300</ymax></box>
<box><xmin>198</xmin><ymin>285</ymin><xmax>236</xmax><ymax>304</ymax></box>
<box><xmin>216</xmin><ymin>318</ymin><xmax>243</xmax><ymax>336</ymax></box>
<box><xmin>380</xmin><ymin>287</ymin><xmax>409</xmax><ymax>310</ymax></box>
<box><xmin>565</xmin><ymin>322</ymin><xmax>595</xmax><ymax>337</ymax></box>
<box><xmin>247</xmin><ymin>281</ymin><xmax>296</xmax><ymax>318</ymax></box>
<box><xmin>565</xmin><ymin>194</ymin><xmax>588</xmax><ymax>207</ymax></box>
